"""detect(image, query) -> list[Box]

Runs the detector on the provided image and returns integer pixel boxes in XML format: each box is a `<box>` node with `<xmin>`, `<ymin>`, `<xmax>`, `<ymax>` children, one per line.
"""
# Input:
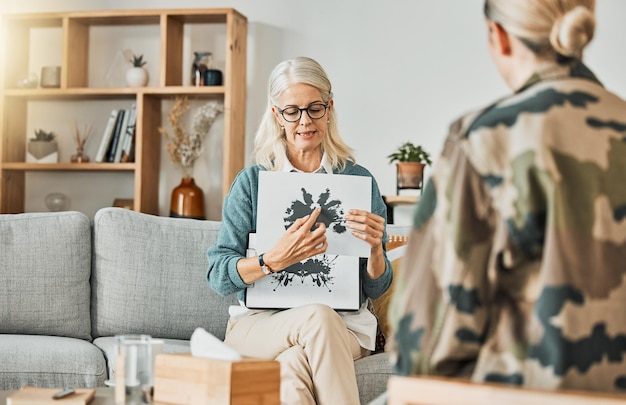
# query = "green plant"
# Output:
<box><xmin>387</xmin><ymin>142</ymin><xmax>432</xmax><ymax>165</ymax></box>
<box><xmin>31</xmin><ymin>129</ymin><xmax>55</xmax><ymax>142</ymax></box>
<box><xmin>130</xmin><ymin>53</ymin><xmax>147</xmax><ymax>68</ymax></box>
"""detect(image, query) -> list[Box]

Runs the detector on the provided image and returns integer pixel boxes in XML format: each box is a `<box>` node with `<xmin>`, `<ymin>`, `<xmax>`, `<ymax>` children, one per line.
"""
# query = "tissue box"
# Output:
<box><xmin>153</xmin><ymin>353</ymin><xmax>280</xmax><ymax>405</ymax></box>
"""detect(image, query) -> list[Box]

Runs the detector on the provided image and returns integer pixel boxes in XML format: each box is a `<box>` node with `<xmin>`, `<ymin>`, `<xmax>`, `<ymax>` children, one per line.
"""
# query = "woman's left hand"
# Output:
<box><xmin>345</xmin><ymin>209</ymin><xmax>385</xmax><ymax>250</ymax></box>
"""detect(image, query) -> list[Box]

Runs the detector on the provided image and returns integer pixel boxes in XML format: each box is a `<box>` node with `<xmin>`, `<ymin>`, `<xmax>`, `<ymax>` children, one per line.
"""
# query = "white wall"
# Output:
<box><xmin>2</xmin><ymin>0</ymin><xmax>626</xmax><ymax>225</ymax></box>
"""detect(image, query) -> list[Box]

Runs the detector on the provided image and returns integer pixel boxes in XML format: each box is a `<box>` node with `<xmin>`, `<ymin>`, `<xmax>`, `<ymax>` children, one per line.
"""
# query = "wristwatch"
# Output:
<box><xmin>259</xmin><ymin>253</ymin><xmax>273</xmax><ymax>275</ymax></box>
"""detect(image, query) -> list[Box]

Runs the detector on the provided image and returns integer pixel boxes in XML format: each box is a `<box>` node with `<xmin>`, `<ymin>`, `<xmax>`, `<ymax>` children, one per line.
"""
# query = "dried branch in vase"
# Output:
<box><xmin>159</xmin><ymin>97</ymin><xmax>224</xmax><ymax>177</ymax></box>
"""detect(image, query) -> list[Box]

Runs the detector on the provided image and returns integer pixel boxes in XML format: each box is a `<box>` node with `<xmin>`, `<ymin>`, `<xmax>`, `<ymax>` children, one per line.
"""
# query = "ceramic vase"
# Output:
<box><xmin>203</xmin><ymin>69</ymin><xmax>223</xmax><ymax>86</ymax></box>
<box><xmin>126</xmin><ymin>67</ymin><xmax>149</xmax><ymax>87</ymax></box>
<box><xmin>170</xmin><ymin>177</ymin><xmax>205</xmax><ymax>220</ymax></box>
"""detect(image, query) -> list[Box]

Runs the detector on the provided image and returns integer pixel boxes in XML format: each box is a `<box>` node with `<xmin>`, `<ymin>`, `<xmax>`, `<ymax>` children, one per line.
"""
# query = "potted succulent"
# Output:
<box><xmin>125</xmin><ymin>53</ymin><xmax>149</xmax><ymax>87</ymax></box>
<box><xmin>27</xmin><ymin>129</ymin><xmax>58</xmax><ymax>163</ymax></box>
<box><xmin>387</xmin><ymin>142</ymin><xmax>432</xmax><ymax>190</ymax></box>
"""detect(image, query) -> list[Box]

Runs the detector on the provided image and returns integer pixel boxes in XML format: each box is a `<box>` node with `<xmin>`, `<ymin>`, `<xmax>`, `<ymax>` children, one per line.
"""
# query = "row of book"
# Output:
<box><xmin>94</xmin><ymin>104</ymin><xmax>137</xmax><ymax>163</ymax></box>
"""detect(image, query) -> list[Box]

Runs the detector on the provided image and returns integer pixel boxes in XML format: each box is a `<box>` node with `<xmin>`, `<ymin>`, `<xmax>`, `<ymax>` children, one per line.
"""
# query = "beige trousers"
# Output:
<box><xmin>224</xmin><ymin>304</ymin><xmax>368</xmax><ymax>405</ymax></box>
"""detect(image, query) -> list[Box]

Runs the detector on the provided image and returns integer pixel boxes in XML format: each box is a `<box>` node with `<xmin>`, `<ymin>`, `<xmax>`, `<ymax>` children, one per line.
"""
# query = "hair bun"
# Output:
<box><xmin>549</xmin><ymin>5</ymin><xmax>595</xmax><ymax>58</ymax></box>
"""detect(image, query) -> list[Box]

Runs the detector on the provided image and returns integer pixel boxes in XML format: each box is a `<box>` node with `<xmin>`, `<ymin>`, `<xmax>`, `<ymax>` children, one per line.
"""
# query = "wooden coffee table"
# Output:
<box><xmin>1</xmin><ymin>387</ymin><xmax>115</xmax><ymax>404</ymax></box>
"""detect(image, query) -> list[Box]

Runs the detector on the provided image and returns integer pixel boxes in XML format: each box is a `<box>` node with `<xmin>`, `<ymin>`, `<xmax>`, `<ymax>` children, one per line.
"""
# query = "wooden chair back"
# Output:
<box><xmin>386</xmin><ymin>234</ymin><xmax>409</xmax><ymax>251</ymax></box>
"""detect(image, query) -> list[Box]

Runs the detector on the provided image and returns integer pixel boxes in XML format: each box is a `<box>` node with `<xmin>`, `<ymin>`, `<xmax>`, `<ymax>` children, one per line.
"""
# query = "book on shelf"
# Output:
<box><xmin>111</xmin><ymin>108</ymin><xmax>130</xmax><ymax>163</ymax></box>
<box><xmin>125</xmin><ymin>132</ymin><xmax>137</xmax><ymax>163</ymax></box>
<box><xmin>6</xmin><ymin>386</ymin><xmax>96</xmax><ymax>405</ymax></box>
<box><xmin>119</xmin><ymin>103</ymin><xmax>137</xmax><ymax>163</ymax></box>
<box><xmin>106</xmin><ymin>108</ymin><xmax>126</xmax><ymax>163</ymax></box>
<box><xmin>94</xmin><ymin>109</ymin><xmax>119</xmax><ymax>163</ymax></box>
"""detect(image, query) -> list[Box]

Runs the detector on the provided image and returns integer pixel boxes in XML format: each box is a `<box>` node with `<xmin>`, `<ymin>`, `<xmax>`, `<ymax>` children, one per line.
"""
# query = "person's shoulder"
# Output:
<box><xmin>466</xmin><ymin>77</ymin><xmax>623</xmax><ymax>138</ymax></box>
<box><xmin>236</xmin><ymin>165</ymin><xmax>265</xmax><ymax>179</ymax></box>
<box><xmin>229</xmin><ymin>165</ymin><xmax>266</xmax><ymax>190</ymax></box>
<box><xmin>444</xmin><ymin>97</ymin><xmax>502</xmax><ymax>141</ymax></box>
<box><xmin>338</xmin><ymin>161</ymin><xmax>374</xmax><ymax>177</ymax></box>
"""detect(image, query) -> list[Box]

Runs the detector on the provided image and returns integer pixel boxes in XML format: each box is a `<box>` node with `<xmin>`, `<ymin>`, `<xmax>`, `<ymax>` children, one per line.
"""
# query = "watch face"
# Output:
<box><xmin>261</xmin><ymin>265</ymin><xmax>271</xmax><ymax>275</ymax></box>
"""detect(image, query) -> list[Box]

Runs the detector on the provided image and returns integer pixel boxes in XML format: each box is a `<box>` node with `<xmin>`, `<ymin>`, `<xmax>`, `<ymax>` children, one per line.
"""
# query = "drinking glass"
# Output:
<box><xmin>114</xmin><ymin>335</ymin><xmax>153</xmax><ymax>405</ymax></box>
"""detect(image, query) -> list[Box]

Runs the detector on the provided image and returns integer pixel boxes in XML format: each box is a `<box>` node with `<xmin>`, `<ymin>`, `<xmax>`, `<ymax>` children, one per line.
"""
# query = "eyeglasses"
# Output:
<box><xmin>275</xmin><ymin>103</ymin><xmax>329</xmax><ymax>123</ymax></box>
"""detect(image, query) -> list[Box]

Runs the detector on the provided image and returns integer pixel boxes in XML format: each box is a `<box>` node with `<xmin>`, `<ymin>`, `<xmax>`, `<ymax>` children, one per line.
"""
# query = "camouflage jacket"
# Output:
<box><xmin>388</xmin><ymin>60</ymin><xmax>626</xmax><ymax>393</ymax></box>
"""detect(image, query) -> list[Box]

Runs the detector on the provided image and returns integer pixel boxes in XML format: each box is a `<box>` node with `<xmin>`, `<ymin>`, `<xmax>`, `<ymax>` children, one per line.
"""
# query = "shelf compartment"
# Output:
<box><xmin>2</xmin><ymin>15</ymin><xmax>64</xmax><ymax>90</ymax></box>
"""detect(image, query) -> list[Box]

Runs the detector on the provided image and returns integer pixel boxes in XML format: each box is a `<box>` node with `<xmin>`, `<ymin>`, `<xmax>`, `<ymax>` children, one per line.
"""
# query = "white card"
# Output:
<box><xmin>245</xmin><ymin>234</ymin><xmax>360</xmax><ymax>311</ymax></box>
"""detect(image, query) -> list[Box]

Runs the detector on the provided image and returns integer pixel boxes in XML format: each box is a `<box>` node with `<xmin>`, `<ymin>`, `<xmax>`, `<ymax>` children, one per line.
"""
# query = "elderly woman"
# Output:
<box><xmin>207</xmin><ymin>56</ymin><xmax>392</xmax><ymax>404</ymax></box>
<box><xmin>389</xmin><ymin>0</ymin><xmax>626</xmax><ymax>393</ymax></box>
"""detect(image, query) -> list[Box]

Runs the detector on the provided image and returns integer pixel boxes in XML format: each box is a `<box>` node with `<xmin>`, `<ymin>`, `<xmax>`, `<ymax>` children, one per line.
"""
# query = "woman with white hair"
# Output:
<box><xmin>207</xmin><ymin>56</ymin><xmax>392</xmax><ymax>404</ymax></box>
<box><xmin>389</xmin><ymin>0</ymin><xmax>626</xmax><ymax>393</ymax></box>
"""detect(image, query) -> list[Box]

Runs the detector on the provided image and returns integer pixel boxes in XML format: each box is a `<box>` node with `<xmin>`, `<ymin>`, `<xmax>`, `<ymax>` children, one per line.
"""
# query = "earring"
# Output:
<box><xmin>327</xmin><ymin>120</ymin><xmax>330</xmax><ymax>124</ymax></box>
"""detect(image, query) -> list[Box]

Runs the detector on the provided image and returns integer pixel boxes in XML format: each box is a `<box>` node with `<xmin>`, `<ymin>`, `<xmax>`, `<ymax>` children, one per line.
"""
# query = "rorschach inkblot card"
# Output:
<box><xmin>256</xmin><ymin>171</ymin><xmax>372</xmax><ymax>258</ymax></box>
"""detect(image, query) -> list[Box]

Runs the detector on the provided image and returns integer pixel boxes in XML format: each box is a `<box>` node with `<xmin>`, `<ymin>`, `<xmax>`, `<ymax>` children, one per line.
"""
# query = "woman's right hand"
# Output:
<box><xmin>263</xmin><ymin>207</ymin><xmax>327</xmax><ymax>271</ymax></box>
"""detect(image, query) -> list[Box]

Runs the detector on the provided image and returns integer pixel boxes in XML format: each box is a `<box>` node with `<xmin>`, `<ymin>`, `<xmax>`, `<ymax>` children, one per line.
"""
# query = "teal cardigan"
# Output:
<box><xmin>206</xmin><ymin>162</ymin><xmax>393</xmax><ymax>303</ymax></box>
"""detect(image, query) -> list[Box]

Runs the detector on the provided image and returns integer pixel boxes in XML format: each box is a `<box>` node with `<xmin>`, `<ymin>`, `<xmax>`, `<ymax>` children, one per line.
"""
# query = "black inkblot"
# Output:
<box><xmin>284</xmin><ymin>187</ymin><xmax>346</xmax><ymax>233</ymax></box>
<box><xmin>270</xmin><ymin>255</ymin><xmax>338</xmax><ymax>291</ymax></box>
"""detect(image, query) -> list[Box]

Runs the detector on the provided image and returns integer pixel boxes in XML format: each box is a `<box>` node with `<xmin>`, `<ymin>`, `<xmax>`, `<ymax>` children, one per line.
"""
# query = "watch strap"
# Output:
<box><xmin>259</xmin><ymin>253</ymin><xmax>273</xmax><ymax>274</ymax></box>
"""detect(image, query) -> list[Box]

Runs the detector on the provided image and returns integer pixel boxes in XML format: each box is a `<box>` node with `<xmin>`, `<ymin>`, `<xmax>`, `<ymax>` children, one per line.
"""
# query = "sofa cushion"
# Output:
<box><xmin>0</xmin><ymin>211</ymin><xmax>92</xmax><ymax>341</ymax></box>
<box><xmin>0</xmin><ymin>334</ymin><xmax>106</xmax><ymax>390</ymax></box>
<box><xmin>355</xmin><ymin>352</ymin><xmax>393</xmax><ymax>404</ymax></box>
<box><xmin>91</xmin><ymin>207</ymin><xmax>237</xmax><ymax>340</ymax></box>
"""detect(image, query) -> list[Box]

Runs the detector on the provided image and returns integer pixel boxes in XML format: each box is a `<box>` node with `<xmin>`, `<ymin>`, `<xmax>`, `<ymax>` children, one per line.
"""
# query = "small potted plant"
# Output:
<box><xmin>125</xmin><ymin>53</ymin><xmax>149</xmax><ymax>87</ymax></box>
<box><xmin>387</xmin><ymin>142</ymin><xmax>432</xmax><ymax>190</ymax></box>
<box><xmin>27</xmin><ymin>129</ymin><xmax>58</xmax><ymax>163</ymax></box>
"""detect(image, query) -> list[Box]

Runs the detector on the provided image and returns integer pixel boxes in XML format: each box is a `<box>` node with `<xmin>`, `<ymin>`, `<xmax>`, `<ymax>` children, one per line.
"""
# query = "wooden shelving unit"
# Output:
<box><xmin>0</xmin><ymin>8</ymin><xmax>247</xmax><ymax>215</ymax></box>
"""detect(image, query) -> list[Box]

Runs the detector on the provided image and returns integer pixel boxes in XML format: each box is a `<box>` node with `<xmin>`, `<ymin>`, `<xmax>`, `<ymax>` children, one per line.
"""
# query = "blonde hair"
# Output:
<box><xmin>253</xmin><ymin>56</ymin><xmax>355</xmax><ymax>171</ymax></box>
<box><xmin>484</xmin><ymin>0</ymin><xmax>595</xmax><ymax>59</ymax></box>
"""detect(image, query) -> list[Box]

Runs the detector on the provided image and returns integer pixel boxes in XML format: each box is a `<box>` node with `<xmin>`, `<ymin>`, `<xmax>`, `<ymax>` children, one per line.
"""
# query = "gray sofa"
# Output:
<box><xmin>0</xmin><ymin>207</ymin><xmax>403</xmax><ymax>404</ymax></box>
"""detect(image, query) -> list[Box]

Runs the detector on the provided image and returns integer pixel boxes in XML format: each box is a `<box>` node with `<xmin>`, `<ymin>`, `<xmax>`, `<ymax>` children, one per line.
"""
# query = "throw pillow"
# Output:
<box><xmin>0</xmin><ymin>211</ymin><xmax>92</xmax><ymax>341</ymax></box>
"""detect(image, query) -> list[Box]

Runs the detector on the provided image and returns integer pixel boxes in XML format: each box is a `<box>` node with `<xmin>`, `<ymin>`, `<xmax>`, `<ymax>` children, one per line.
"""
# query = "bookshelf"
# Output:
<box><xmin>0</xmin><ymin>8</ymin><xmax>247</xmax><ymax>215</ymax></box>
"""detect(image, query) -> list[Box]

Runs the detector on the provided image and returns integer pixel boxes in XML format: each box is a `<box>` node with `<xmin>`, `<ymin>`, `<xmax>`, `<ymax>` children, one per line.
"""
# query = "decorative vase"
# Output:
<box><xmin>191</xmin><ymin>51</ymin><xmax>212</xmax><ymax>86</ymax></box>
<box><xmin>40</xmin><ymin>66</ymin><xmax>61</xmax><ymax>88</ymax></box>
<box><xmin>203</xmin><ymin>69</ymin><xmax>223</xmax><ymax>86</ymax></box>
<box><xmin>71</xmin><ymin>145</ymin><xmax>89</xmax><ymax>163</ymax></box>
<box><xmin>45</xmin><ymin>192</ymin><xmax>70</xmax><ymax>212</ymax></box>
<box><xmin>170</xmin><ymin>177</ymin><xmax>205</xmax><ymax>220</ymax></box>
<box><xmin>125</xmin><ymin>67</ymin><xmax>149</xmax><ymax>87</ymax></box>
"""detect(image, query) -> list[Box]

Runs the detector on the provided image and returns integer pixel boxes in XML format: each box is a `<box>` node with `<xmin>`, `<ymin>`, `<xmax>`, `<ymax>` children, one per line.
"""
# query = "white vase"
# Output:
<box><xmin>125</xmin><ymin>67</ymin><xmax>149</xmax><ymax>87</ymax></box>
